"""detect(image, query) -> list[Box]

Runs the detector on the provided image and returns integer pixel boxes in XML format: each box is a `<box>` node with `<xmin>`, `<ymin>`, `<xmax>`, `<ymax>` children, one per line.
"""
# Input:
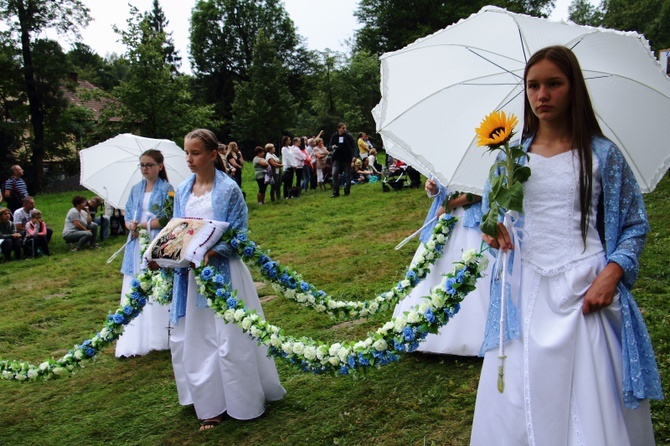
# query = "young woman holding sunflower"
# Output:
<box><xmin>470</xmin><ymin>46</ymin><xmax>661</xmax><ymax>445</ymax></box>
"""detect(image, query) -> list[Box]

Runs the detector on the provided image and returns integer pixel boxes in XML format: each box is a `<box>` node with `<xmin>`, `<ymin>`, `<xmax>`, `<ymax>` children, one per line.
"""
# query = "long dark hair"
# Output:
<box><xmin>141</xmin><ymin>149</ymin><xmax>169</xmax><ymax>181</ymax></box>
<box><xmin>185</xmin><ymin>129</ymin><xmax>226</xmax><ymax>172</ymax></box>
<box><xmin>522</xmin><ymin>45</ymin><xmax>604</xmax><ymax>245</ymax></box>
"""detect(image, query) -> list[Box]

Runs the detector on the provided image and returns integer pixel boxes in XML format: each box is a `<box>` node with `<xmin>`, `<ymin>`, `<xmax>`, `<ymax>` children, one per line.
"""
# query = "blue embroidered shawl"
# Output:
<box><xmin>120</xmin><ymin>177</ymin><xmax>173</xmax><ymax>276</ymax></box>
<box><xmin>170</xmin><ymin>169</ymin><xmax>247</xmax><ymax>324</ymax></box>
<box><xmin>480</xmin><ymin>135</ymin><xmax>662</xmax><ymax>408</ymax></box>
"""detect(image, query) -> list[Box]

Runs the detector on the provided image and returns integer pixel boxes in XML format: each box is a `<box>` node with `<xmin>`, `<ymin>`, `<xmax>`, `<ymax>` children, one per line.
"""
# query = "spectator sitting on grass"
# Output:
<box><xmin>24</xmin><ymin>209</ymin><xmax>50</xmax><ymax>256</ymax></box>
<box><xmin>62</xmin><ymin>195</ymin><xmax>99</xmax><ymax>252</ymax></box>
<box><xmin>0</xmin><ymin>206</ymin><xmax>22</xmax><ymax>260</ymax></box>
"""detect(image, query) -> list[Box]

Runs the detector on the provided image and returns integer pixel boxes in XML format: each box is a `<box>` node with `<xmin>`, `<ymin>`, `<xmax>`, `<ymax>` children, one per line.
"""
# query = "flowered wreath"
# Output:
<box><xmin>0</xmin><ymin>213</ymin><xmax>488</xmax><ymax>380</ymax></box>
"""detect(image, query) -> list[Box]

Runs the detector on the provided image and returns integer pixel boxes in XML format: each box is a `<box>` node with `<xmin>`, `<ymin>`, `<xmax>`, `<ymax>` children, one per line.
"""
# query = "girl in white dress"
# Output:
<box><xmin>169</xmin><ymin>129</ymin><xmax>285</xmax><ymax>430</ymax></box>
<box><xmin>471</xmin><ymin>46</ymin><xmax>661</xmax><ymax>445</ymax></box>
<box><xmin>393</xmin><ymin>180</ymin><xmax>492</xmax><ymax>356</ymax></box>
<box><xmin>115</xmin><ymin>150</ymin><xmax>173</xmax><ymax>357</ymax></box>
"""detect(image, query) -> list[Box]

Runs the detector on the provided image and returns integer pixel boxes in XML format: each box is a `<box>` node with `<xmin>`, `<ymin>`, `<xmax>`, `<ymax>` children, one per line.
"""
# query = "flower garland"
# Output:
<box><xmin>195</xmin><ymin>247</ymin><xmax>488</xmax><ymax>374</ymax></box>
<box><xmin>137</xmin><ymin>228</ymin><xmax>173</xmax><ymax>306</ymax></box>
<box><xmin>228</xmin><ymin>214</ymin><xmax>458</xmax><ymax>319</ymax></box>
<box><xmin>0</xmin><ymin>242</ymin><xmax>488</xmax><ymax>380</ymax></box>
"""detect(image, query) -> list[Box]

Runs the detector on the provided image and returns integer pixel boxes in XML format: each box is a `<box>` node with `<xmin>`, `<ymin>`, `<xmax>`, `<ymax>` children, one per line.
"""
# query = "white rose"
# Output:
<box><xmin>120</xmin><ymin>296</ymin><xmax>130</xmax><ymax>306</ymax></box>
<box><xmin>241</xmin><ymin>317</ymin><xmax>253</xmax><ymax>330</ymax></box>
<box><xmin>337</xmin><ymin>347</ymin><xmax>350</xmax><ymax>362</ymax></box>
<box><xmin>327</xmin><ymin>300</ymin><xmax>338</xmax><ymax>309</ymax></box>
<box><xmin>52</xmin><ymin>367</ymin><xmax>65</xmax><ymax>376</ymax></box>
<box><xmin>223</xmin><ymin>309</ymin><xmax>235</xmax><ymax>322</ymax></box>
<box><xmin>329</xmin><ymin>343</ymin><xmax>342</xmax><ymax>356</ymax></box>
<box><xmin>285</xmin><ymin>289</ymin><xmax>296</xmax><ymax>299</ymax></box>
<box><xmin>281</xmin><ymin>342</ymin><xmax>293</xmax><ymax>355</ymax></box>
<box><xmin>328</xmin><ymin>356</ymin><xmax>340</xmax><ymax>366</ymax></box>
<box><xmin>74</xmin><ymin>350</ymin><xmax>83</xmax><ymax>360</ymax></box>
<box><xmin>140</xmin><ymin>281</ymin><xmax>151</xmax><ymax>291</ymax></box>
<box><xmin>394</xmin><ymin>316</ymin><xmax>407</xmax><ymax>332</ymax></box>
<box><xmin>406</xmin><ymin>310</ymin><xmax>420</xmax><ymax>324</ymax></box>
<box><xmin>292</xmin><ymin>342</ymin><xmax>305</xmax><ymax>355</ymax></box>
<box><xmin>3</xmin><ymin>370</ymin><xmax>13</xmax><ymax>379</ymax></box>
<box><xmin>315</xmin><ymin>304</ymin><xmax>326</xmax><ymax>313</ymax></box>
<box><xmin>270</xmin><ymin>334</ymin><xmax>282</xmax><ymax>347</ymax></box>
<box><xmin>431</xmin><ymin>294</ymin><xmax>446</xmax><ymax>308</ymax></box>
<box><xmin>39</xmin><ymin>362</ymin><xmax>50</xmax><ymax>372</ymax></box>
<box><xmin>15</xmin><ymin>373</ymin><xmax>27</xmax><ymax>381</ymax></box>
<box><xmin>400</xmin><ymin>279</ymin><xmax>411</xmax><ymax>289</ymax></box>
<box><xmin>369</xmin><ymin>302</ymin><xmax>379</xmax><ymax>313</ymax></box>
<box><xmin>462</xmin><ymin>249</ymin><xmax>478</xmax><ymax>265</ymax></box>
<box><xmin>373</xmin><ymin>339</ymin><xmax>388</xmax><ymax>351</ymax></box>
<box><xmin>233</xmin><ymin>309</ymin><xmax>246</xmax><ymax>322</ymax></box>
<box><xmin>250</xmin><ymin>326</ymin><xmax>261</xmax><ymax>338</ymax></box>
<box><xmin>426</xmin><ymin>240</ymin><xmax>436</xmax><ymax>251</ymax></box>
<box><xmin>435</xmin><ymin>233</ymin><xmax>445</xmax><ymax>244</ymax></box>
<box><xmin>303</xmin><ymin>346</ymin><xmax>317</xmax><ymax>360</ymax></box>
<box><xmin>425</xmin><ymin>251</ymin><xmax>435</xmax><ymax>261</ymax></box>
<box><xmin>307</xmin><ymin>295</ymin><xmax>316</xmax><ymax>304</ymax></box>
<box><xmin>27</xmin><ymin>369</ymin><xmax>38</xmax><ymax>380</ymax></box>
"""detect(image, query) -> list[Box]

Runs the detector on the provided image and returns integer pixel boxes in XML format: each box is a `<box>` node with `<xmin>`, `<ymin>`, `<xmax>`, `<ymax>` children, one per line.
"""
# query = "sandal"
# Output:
<box><xmin>199</xmin><ymin>415</ymin><xmax>224</xmax><ymax>431</ymax></box>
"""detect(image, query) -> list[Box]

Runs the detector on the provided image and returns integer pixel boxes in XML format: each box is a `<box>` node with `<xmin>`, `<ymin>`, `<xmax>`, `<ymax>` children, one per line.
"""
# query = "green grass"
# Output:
<box><xmin>1</xmin><ymin>167</ymin><xmax>668</xmax><ymax>445</ymax></box>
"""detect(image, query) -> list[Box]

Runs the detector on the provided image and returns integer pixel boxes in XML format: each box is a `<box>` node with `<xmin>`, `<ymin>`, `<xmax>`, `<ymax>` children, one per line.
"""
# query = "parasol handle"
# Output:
<box><xmin>106</xmin><ymin>238</ymin><xmax>130</xmax><ymax>264</ymax></box>
<box><xmin>395</xmin><ymin>216</ymin><xmax>438</xmax><ymax>250</ymax></box>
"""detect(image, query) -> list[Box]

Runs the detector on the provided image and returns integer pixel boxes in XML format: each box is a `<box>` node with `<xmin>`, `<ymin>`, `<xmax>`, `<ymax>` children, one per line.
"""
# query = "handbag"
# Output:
<box><xmin>264</xmin><ymin>165</ymin><xmax>274</xmax><ymax>185</ymax></box>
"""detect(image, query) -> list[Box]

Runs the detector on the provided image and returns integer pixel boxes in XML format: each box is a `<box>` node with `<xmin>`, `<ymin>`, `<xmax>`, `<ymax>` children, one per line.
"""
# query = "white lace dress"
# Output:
<box><xmin>392</xmin><ymin>205</ymin><xmax>493</xmax><ymax>355</ymax></box>
<box><xmin>471</xmin><ymin>151</ymin><xmax>654</xmax><ymax>445</ymax></box>
<box><xmin>115</xmin><ymin>192</ymin><xmax>170</xmax><ymax>357</ymax></box>
<box><xmin>169</xmin><ymin>191</ymin><xmax>286</xmax><ymax>420</ymax></box>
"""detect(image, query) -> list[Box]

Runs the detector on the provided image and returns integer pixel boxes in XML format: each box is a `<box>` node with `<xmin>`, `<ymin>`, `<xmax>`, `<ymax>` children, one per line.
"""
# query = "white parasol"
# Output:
<box><xmin>374</xmin><ymin>5</ymin><xmax>670</xmax><ymax>195</ymax></box>
<box><xmin>79</xmin><ymin>133</ymin><xmax>192</xmax><ymax>209</ymax></box>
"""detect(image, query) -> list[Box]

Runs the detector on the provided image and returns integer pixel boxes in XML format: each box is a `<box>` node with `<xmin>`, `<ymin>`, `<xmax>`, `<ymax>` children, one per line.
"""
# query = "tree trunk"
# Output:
<box><xmin>17</xmin><ymin>0</ymin><xmax>45</xmax><ymax>193</ymax></box>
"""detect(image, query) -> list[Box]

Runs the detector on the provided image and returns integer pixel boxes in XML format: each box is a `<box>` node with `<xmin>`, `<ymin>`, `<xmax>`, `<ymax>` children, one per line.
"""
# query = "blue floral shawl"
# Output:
<box><xmin>120</xmin><ymin>177</ymin><xmax>173</xmax><ymax>276</ymax></box>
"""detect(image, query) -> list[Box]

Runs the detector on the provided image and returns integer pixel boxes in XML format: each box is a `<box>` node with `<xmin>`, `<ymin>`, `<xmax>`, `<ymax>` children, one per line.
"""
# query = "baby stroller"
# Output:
<box><xmin>382</xmin><ymin>155</ymin><xmax>410</xmax><ymax>191</ymax></box>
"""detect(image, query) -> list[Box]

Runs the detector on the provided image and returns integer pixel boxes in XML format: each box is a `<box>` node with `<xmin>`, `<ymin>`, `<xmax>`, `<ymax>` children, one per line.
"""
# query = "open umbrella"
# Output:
<box><xmin>374</xmin><ymin>5</ymin><xmax>670</xmax><ymax>194</ymax></box>
<box><xmin>79</xmin><ymin>134</ymin><xmax>192</xmax><ymax>209</ymax></box>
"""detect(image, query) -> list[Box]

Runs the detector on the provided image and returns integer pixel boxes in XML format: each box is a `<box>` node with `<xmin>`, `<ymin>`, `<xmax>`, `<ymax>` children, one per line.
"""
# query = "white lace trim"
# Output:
<box><xmin>520</xmin><ymin>251</ymin><xmax>604</xmax><ymax>277</ymax></box>
<box><xmin>184</xmin><ymin>190</ymin><xmax>214</xmax><ymax>220</ymax></box>
<box><xmin>523</xmin><ymin>272</ymin><xmax>541</xmax><ymax>446</ymax></box>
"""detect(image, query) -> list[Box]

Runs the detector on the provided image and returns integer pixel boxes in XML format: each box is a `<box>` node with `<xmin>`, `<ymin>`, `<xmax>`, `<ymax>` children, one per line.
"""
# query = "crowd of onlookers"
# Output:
<box><xmin>224</xmin><ymin>123</ymin><xmax>389</xmax><ymax>205</ymax></box>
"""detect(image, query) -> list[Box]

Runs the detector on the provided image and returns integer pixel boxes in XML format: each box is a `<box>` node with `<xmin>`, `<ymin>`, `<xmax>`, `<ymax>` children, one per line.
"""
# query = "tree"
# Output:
<box><xmin>112</xmin><ymin>5</ymin><xmax>217</xmax><ymax>143</ymax></box>
<box><xmin>596</xmin><ymin>0</ymin><xmax>670</xmax><ymax>51</ymax></box>
<box><xmin>231</xmin><ymin>30</ymin><xmax>295</xmax><ymax>150</ymax></box>
<box><xmin>189</xmin><ymin>0</ymin><xmax>304</xmax><ymax>137</ymax></box>
<box><xmin>354</xmin><ymin>0</ymin><xmax>555</xmax><ymax>56</ymax></box>
<box><xmin>146</xmin><ymin>0</ymin><xmax>182</xmax><ymax>73</ymax></box>
<box><xmin>67</xmin><ymin>43</ymin><xmax>123</xmax><ymax>91</ymax></box>
<box><xmin>0</xmin><ymin>0</ymin><xmax>91</xmax><ymax>191</ymax></box>
<box><xmin>568</xmin><ymin>0</ymin><xmax>604</xmax><ymax>25</ymax></box>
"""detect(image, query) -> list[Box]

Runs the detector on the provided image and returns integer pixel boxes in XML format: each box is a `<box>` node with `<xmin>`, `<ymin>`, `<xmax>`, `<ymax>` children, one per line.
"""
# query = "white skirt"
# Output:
<box><xmin>470</xmin><ymin>255</ymin><xmax>655</xmax><ymax>446</ymax></box>
<box><xmin>393</xmin><ymin>207</ymin><xmax>492</xmax><ymax>355</ymax></box>
<box><xmin>170</xmin><ymin>257</ymin><xmax>286</xmax><ymax>420</ymax></box>
<box><xmin>115</xmin><ymin>274</ymin><xmax>171</xmax><ymax>357</ymax></box>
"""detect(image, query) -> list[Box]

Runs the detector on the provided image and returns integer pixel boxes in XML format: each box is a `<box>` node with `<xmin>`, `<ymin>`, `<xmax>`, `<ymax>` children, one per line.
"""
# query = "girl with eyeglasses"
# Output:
<box><xmin>115</xmin><ymin>149</ymin><xmax>173</xmax><ymax>358</ymax></box>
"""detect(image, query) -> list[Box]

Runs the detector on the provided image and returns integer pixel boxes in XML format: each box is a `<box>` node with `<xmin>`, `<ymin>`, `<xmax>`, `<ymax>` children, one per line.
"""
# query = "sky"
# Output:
<box><xmin>50</xmin><ymin>0</ymin><xmax>576</xmax><ymax>75</ymax></box>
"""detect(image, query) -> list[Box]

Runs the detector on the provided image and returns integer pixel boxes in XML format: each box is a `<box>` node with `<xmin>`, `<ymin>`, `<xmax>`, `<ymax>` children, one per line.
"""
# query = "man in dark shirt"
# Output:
<box><xmin>328</xmin><ymin>122</ymin><xmax>355</xmax><ymax>198</ymax></box>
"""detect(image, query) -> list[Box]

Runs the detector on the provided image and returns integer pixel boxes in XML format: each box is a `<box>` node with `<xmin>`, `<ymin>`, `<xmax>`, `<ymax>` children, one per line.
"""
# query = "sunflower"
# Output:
<box><xmin>475</xmin><ymin>111</ymin><xmax>518</xmax><ymax>148</ymax></box>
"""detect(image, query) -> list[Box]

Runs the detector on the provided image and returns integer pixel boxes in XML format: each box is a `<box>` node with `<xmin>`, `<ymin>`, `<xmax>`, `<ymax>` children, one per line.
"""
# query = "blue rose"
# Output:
<box><xmin>357</xmin><ymin>354</ymin><xmax>370</xmax><ymax>366</ymax></box>
<box><xmin>215</xmin><ymin>288</ymin><xmax>225</xmax><ymax>297</ymax></box>
<box><xmin>137</xmin><ymin>297</ymin><xmax>147</xmax><ymax>308</ymax></box>
<box><xmin>397</xmin><ymin>281</ymin><xmax>404</xmax><ymax>291</ymax></box>
<box><xmin>317</xmin><ymin>290</ymin><xmax>326</xmax><ymax>297</ymax></box>
<box><xmin>402</xmin><ymin>326</ymin><xmax>415</xmax><ymax>341</ymax></box>
<box><xmin>85</xmin><ymin>347</ymin><xmax>96</xmax><ymax>357</ymax></box>
<box><xmin>130</xmin><ymin>291</ymin><xmax>142</xmax><ymax>301</ymax></box>
<box><xmin>112</xmin><ymin>313</ymin><xmax>125</xmax><ymax>324</ymax></box>
<box><xmin>122</xmin><ymin>305</ymin><xmax>133</xmax><ymax>315</ymax></box>
<box><xmin>393</xmin><ymin>339</ymin><xmax>406</xmax><ymax>352</ymax></box>
<box><xmin>243</xmin><ymin>245</ymin><xmax>256</xmax><ymax>257</ymax></box>
<box><xmin>347</xmin><ymin>355</ymin><xmax>357</xmax><ymax>368</ymax></box>
<box><xmin>279</xmin><ymin>273</ymin><xmax>290</xmax><ymax>285</ymax></box>
<box><xmin>130</xmin><ymin>278</ymin><xmax>140</xmax><ymax>289</ymax></box>
<box><xmin>445</xmin><ymin>278</ymin><xmax>457</xmax><ymax>295</ymax></box>
<box><xmin>406</xmin><ymin>270</ymin><xmax>417</xmax><ymax>285</ymax></box>
<box><xmin>200</xmin><ymin>267</ymin><xmax>214</xmax><ymax>280</ymax></box>
<box><xmin>226</xmin><ymin>297</ymin><xmax>238</xmax><ymax>308</ymax></box>
<box><xmin>299</xmin><ymin>281</ymin><xmax>310</xmax><ymax>292</ymax></box>
<box><xmin>287</xmin><ymin>277</ymin><xmax>297</xmax><ymax>289</ymax></box>
<box><xmin>262</xmin><ymin>261</ymin><xmax>275</xmax><ymax>273</ymax></box>
<box><xmin>456</xmin><ymin>269</ymin><xmax>466</xmax><ymax>283</ymax></box>
<box><xmin>257</xmin><ymin>254</ymin><xmax>270</xmax><ymax>265</ymax></box>
<box><xmin>213</xmin><ymin>274</ymin><xmax>225</xmax><ymax>285</ymax></box>
<box><xmin>407</xmin><ymin>342</ymin><xmax>420</xmax><ymax>352</ymax></box>
<box><xmin>268</xmin><ymin>269</ymin><xmax>278</xmax><ymax>280</ymax></box>
<box><xmin>424</xmin><ymin>308</ymin><xmax>437</xmax><ymax>324</ymax></box>
<box><xmin>236</xmin><ymin>233</ymin><xmax>247</xmax><ymax>242</ymax></box>
<box><xmin>82</xmin><ymin>339</ymin><xmax>92</xmax><ymax>347</ymax></box>
<box><xmin>339</xmin><ymin>366</ymin><xmax>349</xmax><ymax>375</ymax></box>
